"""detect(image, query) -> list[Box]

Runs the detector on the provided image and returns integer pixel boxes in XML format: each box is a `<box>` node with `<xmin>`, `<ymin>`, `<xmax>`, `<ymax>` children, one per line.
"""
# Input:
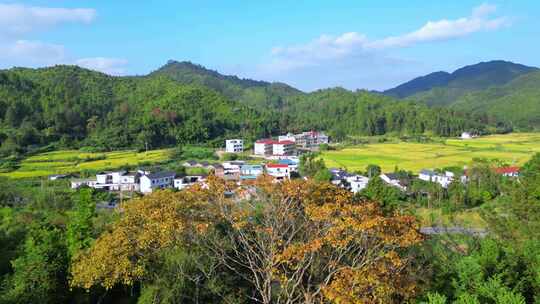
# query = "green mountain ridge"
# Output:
<box><xmin>0</xmin><ymin>60</ymin><xmax>536</xmax><ymax>157</ymax></box>
<box><xmin>384</xmin><ymin>60</ymin><xmax>538</xmax><ymax>106</ymax></box>
<box><xmin>451</xmin><ymin>70</ymin><xmax>540</xmax><ymax>129</ymax></box>
<box><xmin>150</xmin><ymin>60</ymin><xmax>303</xmax><ymax>109</ymax></box>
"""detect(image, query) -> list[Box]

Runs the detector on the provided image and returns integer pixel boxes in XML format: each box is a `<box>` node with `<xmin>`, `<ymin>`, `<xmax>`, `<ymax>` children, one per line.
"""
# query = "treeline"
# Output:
<box><xmin>278</xmin><ymin>88</ymin><xmax>490</xmax><ymax>140</ymax></box>
<box><xmin>0</xmin><ymin>65</ymin><xmax>508</xmax><ymax>157</ymax></box>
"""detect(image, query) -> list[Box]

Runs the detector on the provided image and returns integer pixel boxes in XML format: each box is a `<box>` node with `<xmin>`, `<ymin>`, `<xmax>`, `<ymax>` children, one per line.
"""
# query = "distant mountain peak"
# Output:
<box><xmin>383</xmin><ymin>60</ymin><xmax>538</xmax><ymax>102</ymax></box>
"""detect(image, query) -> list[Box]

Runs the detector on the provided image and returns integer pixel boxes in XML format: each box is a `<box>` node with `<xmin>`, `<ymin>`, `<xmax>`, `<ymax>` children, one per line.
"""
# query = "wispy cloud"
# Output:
<box><xmin>75</xmin><ymin>57</ymin><xmax>129</xmax><ymax>75</ymax></box>
<box><xmin>245</xmin><ymin>3</ymin><xmax>513</xmax><ymax>91</ymax></box>
<box><xmin>266</xmin><ymin>3</ymin><xmax>510</xmax><ymax>76</ymax></box>
<box><xmin>0</xmin><ymin>40</ymin><xmax>65</xmax><ymax>65</ymax></box>
<box><xmin>0</xmin><ymin>3</ymin><xmax>96</xmax><ymax>36</ymax></box>
<box><xmin>0</xmin><ymin>3</ymin><xmax>127</xmax><ymax>74</ymax></box>
<box><xmin>368</xmin><ymin>3</ymin><xmax>509</xmax><ymax>49</ymax></box>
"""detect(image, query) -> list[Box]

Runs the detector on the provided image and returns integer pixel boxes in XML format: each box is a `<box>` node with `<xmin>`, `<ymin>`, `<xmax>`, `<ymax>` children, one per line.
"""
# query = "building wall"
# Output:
<box><xmin>273</xmin><ymin>143</ymin><xmax>294</xmax><ymax>156</ymax></box>
<box><xmin>254</xmin><ymin>142</ymin><xmax>272</xmax><ymax>155</ymax></box>
<box><xmin>226</xmin><ymin>139</ymin><xmax>244</xmax><ymax>153</ymax></box>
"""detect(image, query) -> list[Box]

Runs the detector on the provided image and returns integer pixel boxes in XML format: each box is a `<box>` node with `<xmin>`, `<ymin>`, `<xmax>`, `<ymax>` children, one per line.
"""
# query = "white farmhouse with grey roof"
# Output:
<box><xmin>140</xmin><ymin>171</ymin><xmax>176</xmax><ymax>194</ymax></box>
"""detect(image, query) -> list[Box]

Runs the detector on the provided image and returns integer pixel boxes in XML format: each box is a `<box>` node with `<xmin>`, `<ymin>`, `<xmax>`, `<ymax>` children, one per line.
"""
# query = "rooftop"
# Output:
<box><xmin>494</xmin><ymin>166</ymin><xmax>520</xmax><ymax>174</ymax></box>
<box><xmin>266</xmin><ymin>163</ymin><xmax>289</xmax><ymax>168</ymax></box>
<box><xmin>145</xmin><ymin>171</ymin><xmax>177</xmax><ymax>179</ymax></box>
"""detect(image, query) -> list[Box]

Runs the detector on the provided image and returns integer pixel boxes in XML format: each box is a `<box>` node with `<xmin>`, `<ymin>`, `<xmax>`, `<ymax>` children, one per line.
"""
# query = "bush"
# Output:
<box><xmin>181</xmin><ymin>146</ymin><xmax>217</xmax><ymax>160</ymax></box>
<box><xmin>221</xmin><ymin>153</ymin><xmax>238</xmax><ymax>161</ymax></box>
<box><xmin>79</xmin><ymin>146</ymin><xmax>107</xmax><ymax>153</ymax></box>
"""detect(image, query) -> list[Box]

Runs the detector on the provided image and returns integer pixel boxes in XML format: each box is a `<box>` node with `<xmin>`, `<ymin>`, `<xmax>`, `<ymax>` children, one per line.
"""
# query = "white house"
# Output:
<box><xmin>222</xmin><ymin>161</ymin><xmax>245</xmax><ymax>174</ymax></box>
<box><xmin>346</xmin><ymin>175</ymin><xmax>370</xmax><ymax>193</ymax></box>
<box><xmin>278</xmin><ymin>159</ymin><xmax>299</xmax><ymax>172</ymax></box>
<box><xmin>418</xmin><ymin>170</ymin><xmax>454</xmax><ymax>188</ymax></box>
<box><xmin>225</xmin><ymin>139</ymin><xmax>244</xmax><ymax>153</ymax></box>
<box><xmin>117</xmin><ymin>172</ymin><xmax>140</xmax><ymax>191</ymax></box>
<box><xmin>174</xmin><ymin>175</ymin><xmax>207</xmax><ymax>190</ymax></box>
<box><xmin>71</xmin><ymin>178</ymin><xmax>97</xmax><ymax>189</ymax></box>
<box><xmin>380</xmin><ymin>173</ymin><xmax>407</xmax><ymax>191</ymax></box>
<box><xmin>494</xmin><ymin>166</ymin><xmax>520</xmax><ymax>177</ymax></box>
<box><xmin>265</xmin><ymin>163</ymin><xmax>291</xmax><ymax>180</ymax></box>
<box><xmin>240</xmin><ymin>164</ymin><xmax>264</xmax><ymax>177</ymax></box>
<box><xmin>272</xmin><ymin>141</ymin><xmax>295</xmax><ymax>156</ymax></box>
<box><xmin>461</xmin><ymin>132</ymin><xmax>472</xmax><ymax>140</ymax></box>
<box><xmin>140</xmin><ymin>171</ymin><xmax>176</xmax><ymax>194</ymax></box>
<box><xmin>254</xmin><ymin>139</ymin><xmax>275</xmax><ymax>156</ymax></box>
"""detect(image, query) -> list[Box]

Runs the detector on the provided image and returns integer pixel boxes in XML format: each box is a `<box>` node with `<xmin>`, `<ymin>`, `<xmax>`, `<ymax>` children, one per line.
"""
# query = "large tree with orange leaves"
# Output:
<box><xmin>70</xmin><ymin>177</ymin><xmax>422</xmax><ymax>304</ymax></box>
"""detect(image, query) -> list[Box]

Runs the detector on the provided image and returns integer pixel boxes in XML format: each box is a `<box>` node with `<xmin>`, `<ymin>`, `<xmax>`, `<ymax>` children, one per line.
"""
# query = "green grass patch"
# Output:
<box><xmin>321</xmin><ymin>133</ymin><xmax>540</xmax><ymax>173</ymax></box>
<box><xmin>1</xmin><ymin>149</ymin><xmax>173</xmax><ymax>179</ymax></box>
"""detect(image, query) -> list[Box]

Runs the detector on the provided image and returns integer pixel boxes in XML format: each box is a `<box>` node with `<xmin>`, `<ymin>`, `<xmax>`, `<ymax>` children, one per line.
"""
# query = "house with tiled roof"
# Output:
<box><xmin>265</xmin><ymin>163</ymin><xmax>291</xmax><ymax>180</ymax></box>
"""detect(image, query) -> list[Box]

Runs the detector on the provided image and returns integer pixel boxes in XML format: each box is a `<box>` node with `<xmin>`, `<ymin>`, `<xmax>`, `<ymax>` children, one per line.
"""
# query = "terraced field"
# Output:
<box><xmin>1</xmin><ymin>149</ymin><xmax>172</xmax><ymax>179</ymax></box>
<box><xmin>321</xmin><ymin>133</ymin><xmax>540</xmax><ymax>173</ymax></box>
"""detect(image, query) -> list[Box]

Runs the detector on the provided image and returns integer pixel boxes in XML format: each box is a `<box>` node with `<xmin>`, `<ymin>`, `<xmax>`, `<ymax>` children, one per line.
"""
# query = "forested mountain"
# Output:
<box><xmin>451</xmin><ymin>70</ymin><xmax>540</xmax><ymax>129</ymax></box>
<box><xmin>0</xmin><ymin>61</ymin><xmax>533</xmax><ymax>157</ymax></box>
<box><xmin>384</xmin><ymin>71</ymin><xmax>452</xmax><ymax>99</ymax></box>
<box><xmin>150</xmin><ymin>60</ymin><xmax>302</xmax><ymax>109</ymax></box>
<box><xmin>0</xmin><ymin>65</ymin><xmax>280</xmax><ymax>155</ymax></box>
<box><xmin>278</xmin><ymin>87</ymin><xmax>482</xmax><ymax>139</ymax></box>
<box><xmin>384</xmin><ymin>60</ymin><xmax>537</xmax><ymax>106</ymax></box>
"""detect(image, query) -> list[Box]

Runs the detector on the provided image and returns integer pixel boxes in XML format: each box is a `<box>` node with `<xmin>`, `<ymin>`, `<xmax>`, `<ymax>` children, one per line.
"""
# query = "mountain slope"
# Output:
<box><xmin>384</xmin><ymin>71</ymin><xmax>452</xmax><ymax>98</ymax></box>
<box><xmin>150</xmin><ymin>60</ymin><xmax>302</xmax><ymax>108</ymax></box>
<box><xmin>452</xmin><ymin>70</ymin><xmax>540</xmax><ymax>129</ymax></box>
<box><xmin>0</xmin><ymin>65</ymin><xmax>278</xmax><ymax>154</ymax></box>
<box><xmin>384</xmin><ymin>60</ymin><xmax>538</xmax><ymax>106</ymax></box>
<box><xmin>0</xmin><ymin>61</ymin><xmax>530</xmax><ymax>157</ymax></box>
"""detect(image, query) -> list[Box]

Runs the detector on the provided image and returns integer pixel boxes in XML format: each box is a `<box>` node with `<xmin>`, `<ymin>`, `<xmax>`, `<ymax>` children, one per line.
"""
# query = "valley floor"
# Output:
<box><xmin>321</xmin><ymin>133</ymin><xmax>540</xmax><ymax>173</ymax></box>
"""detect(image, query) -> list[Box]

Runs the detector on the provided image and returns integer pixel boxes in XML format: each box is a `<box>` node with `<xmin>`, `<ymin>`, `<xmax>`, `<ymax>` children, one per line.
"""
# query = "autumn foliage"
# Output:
<box><xmin>70</xmin><ymin>176</ymin><xmax>423</xmax><ymax>303</ymax></box>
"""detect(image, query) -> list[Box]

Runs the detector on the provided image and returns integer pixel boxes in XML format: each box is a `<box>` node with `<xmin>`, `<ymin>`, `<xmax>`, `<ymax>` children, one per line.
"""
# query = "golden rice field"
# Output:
<box><xmin>1</xmin><ymin>149</ymin><xmax>172</xmax><ymax>179</ymax></box>
<box><xmin>321</xmin><ymin>133</ymin><xmax>540</xmax><ymax>173</ymax></box>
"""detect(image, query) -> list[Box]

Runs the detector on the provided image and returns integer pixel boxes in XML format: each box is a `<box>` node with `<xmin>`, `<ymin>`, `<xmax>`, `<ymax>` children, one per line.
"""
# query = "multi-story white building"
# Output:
<box><xmin>272</xmin><ymin>141</ymin><xmax>295</xmax><ymax>156</ymax></box>
<box><xmin>254</xmin><ymin>139</ymin><xmax>275</xmax><ymax>156</ymax></box>
<box><xmin>293</xmin><ymin>131</ymin><xmax>329</xmax><ymax>149</ymax></box>
<box><xmin>278</xmin><ymin>133</ymin><xmax>296</xmax><ymax>143</ymax></box>
<box><xmin>225</xmin><ymin>139</ymin><xmax>244</xmax><ymax>153</ymax></box>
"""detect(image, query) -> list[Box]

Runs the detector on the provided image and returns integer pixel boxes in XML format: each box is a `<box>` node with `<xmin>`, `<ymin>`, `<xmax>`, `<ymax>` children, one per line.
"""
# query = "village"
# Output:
<box><xmin>64</xmin><ymin>130</ymin><xmax>521</xmax><ymax>202</ymax></box>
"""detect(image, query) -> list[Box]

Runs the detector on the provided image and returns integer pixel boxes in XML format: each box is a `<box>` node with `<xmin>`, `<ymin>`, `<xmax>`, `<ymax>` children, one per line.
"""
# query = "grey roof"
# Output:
<box><xmin>145</xmin><ymin>171</ymin><xmax>176</xmax><ymax>179</ymax></box>
<box><xmin>71</xmin><ymin>177</ymin><xmax>96</xmax><ymax>182</ymax></box>
<box><xmin>420</xmin><ymin>169</ymin><xmax>436</xmax><ymax>176</ymax></box>
<box><xmin>384</xmin><ymin>173</ymin><xmax>400</xmax><ymax>180</ymax></box>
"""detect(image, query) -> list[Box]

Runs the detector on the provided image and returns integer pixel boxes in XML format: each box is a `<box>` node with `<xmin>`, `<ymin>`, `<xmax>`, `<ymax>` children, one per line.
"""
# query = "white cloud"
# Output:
<box><xmin>0</xmin><ymin>4</ymin><xmax>125</xmax><ymax>75</ymax></box>
<box><xmin>0</xmin><ymin>3</ymin><xmax>96</xmax><ymax>36</ymax></box>
<box><xmin>368</xmin><ymin>3</ymin><xmax>509</xmax><ymax>49</ymax></box>
<box><xmin>252</xmin><ymin>3</ymin><xmax>512</xmax><ymax>91</ymax></box>
<box><xmin>0</xmin><ymin>40</ymin><xmax>65</xmax><ymax>65</ymax></box>
<box><xmin>75</xmin><ymin>57</ymin><xmax>129</xmax><ymax>75</ymax></box>
<box><xmin>266</xmin><ymin>3</ymin><xmax>510</xmax><ymax>75</ymax></box>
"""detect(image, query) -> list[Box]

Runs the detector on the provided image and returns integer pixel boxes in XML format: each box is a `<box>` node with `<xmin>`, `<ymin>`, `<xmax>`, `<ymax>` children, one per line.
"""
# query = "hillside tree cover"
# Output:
<box><xmin>0</xmin><ymin>63</ymin><xmax>514</xmax><ymax>159</ymax></box>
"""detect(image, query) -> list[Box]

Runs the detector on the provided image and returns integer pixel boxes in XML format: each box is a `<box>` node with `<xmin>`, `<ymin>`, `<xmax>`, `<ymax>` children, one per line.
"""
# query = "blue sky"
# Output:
<box><xmin>0</xmin><ymin>1</ymin><xmax>539</xmax><ymax>91</ymax></box>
